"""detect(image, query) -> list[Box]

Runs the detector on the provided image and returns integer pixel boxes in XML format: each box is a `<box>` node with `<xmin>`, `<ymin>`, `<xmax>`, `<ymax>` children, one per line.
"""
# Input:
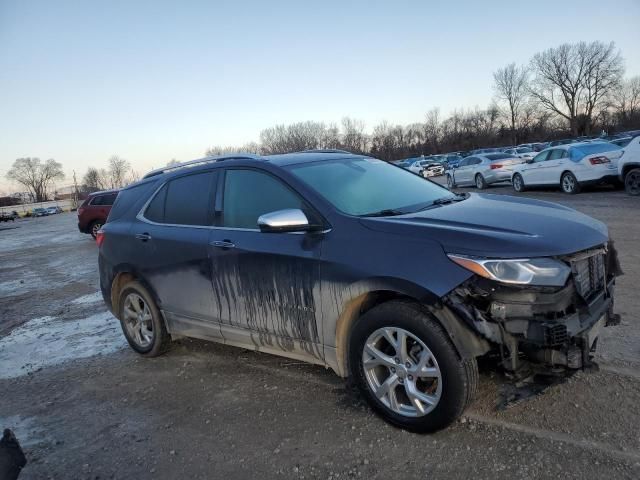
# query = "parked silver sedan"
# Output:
<box><xmin>446</xmin><ymin>153</ymin><xmax>524</xmax><ymax>189</ymax></box>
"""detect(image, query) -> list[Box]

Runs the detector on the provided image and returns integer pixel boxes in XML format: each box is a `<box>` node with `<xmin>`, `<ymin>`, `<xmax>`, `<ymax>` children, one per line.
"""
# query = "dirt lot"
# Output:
<box><xmin>1</xmin><ymin>185</ymin><xmax>639</xmax><ymax>480</ymax></box>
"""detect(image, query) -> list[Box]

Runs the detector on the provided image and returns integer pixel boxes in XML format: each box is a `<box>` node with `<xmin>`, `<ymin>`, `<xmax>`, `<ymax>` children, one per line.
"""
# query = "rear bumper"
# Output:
<box><xmin>484</xmin><ymin>170</ymin><xmax>513</xmax><ymax>184</ymax></box>
<box><xmin>579</xmin><ymin>174</ymin><xmax>619</xmax><ymax>186</ymax></box>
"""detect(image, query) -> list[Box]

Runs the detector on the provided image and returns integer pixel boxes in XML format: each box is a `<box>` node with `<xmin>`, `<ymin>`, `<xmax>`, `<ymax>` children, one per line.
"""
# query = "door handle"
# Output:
<box><xmin>210</xmin><ymin>240</ymin><xmax>235</xmax><ymax>249</ymax></box>
<box><xmin>135</xmin><ymin>233</ymin><xmax>152</xmax><ymax>242</ymax></box>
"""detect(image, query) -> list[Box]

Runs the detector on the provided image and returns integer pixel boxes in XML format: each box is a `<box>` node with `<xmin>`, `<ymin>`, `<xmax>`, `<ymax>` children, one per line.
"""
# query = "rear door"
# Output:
<box><xmin>209</xmin><ymin>167</ymin><xmax>324</xmax><ymax>359</ymax></box>
<box><xmin>132</xmin><ymin>170</ymin><xmax>222</xmax><ymax>339</ymax></box>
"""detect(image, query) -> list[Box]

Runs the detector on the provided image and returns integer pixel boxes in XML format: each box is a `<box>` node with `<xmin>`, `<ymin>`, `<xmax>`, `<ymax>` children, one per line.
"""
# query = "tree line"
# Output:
<box><xmin>207</xmin><ymin>41</ymin><xmax>639</xmax><ymax>161</ymax></box>
<box><xmin>4</xmin><ymin>155</ymin><xmax>138</xmax><ymax>203</ymax></box>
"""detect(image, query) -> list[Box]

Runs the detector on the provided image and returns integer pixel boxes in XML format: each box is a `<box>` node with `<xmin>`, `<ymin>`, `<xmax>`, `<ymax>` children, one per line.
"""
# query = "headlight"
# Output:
<box><xmin>448</xmin><ymin>254</ymin><xmax>571</xmax><ymax>286</ymax></box>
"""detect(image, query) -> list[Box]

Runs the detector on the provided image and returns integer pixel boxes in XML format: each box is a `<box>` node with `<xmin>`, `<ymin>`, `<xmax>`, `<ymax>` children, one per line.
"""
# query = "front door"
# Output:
<box><xmin>209</xmin><ymin>168</ymin><xmax>324</xmax><ymax>360</ymax></box>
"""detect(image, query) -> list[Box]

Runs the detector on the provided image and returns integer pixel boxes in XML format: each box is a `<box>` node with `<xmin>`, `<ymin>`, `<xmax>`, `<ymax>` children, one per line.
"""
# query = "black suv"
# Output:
<box><xmin>99</xmin><ymin>150</ymin><xmax>621</xmax><ymax>432</ymax></box>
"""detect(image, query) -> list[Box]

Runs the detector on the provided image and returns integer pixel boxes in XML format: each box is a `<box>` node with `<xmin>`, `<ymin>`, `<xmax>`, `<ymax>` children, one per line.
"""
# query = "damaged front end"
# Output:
<box><xmin>444</xmin><ymin>242</ymin><xmax>622</xmax><ymax>377</ymax></box>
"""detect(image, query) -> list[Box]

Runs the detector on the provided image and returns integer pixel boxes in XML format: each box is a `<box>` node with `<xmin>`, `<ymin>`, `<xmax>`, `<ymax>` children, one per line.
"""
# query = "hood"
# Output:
<box><xmin>360</xmin><ymin>193</ymin><xmax>608</xmax><ymax>258</ymax></box>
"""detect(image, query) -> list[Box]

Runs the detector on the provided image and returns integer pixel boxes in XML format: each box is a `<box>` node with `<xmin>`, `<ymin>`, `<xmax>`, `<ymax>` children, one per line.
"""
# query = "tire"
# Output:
<box><xmin>560</xmin><ymin>172</ymin><xmax>581</xmax><ymax>194</ymax></box>
<box><xmin>475</xmin><ymin>174</ymin><xmax>488</xmax><ymax>190</ymax></box>
<box><xmin>512</xmin><ymin>173</ymin><xmax>526</xmax><ymax>192</ymax></box>
<box><xmin>624</xmin><ymin>168</ymin><xmax>640</xmax><ymax>196</ymax></box>
<box><xmin>118</xmin><ymin>281</ymin><xmax>171</xmax><ymax>356</ymax></box>
<box><xmin>348</xmin><ymin>301</ymin><xmax>478</xmax><ymax>433</ymax></box>
<box><xmin>89</xmin><ymin>220</ymin><xmax>103</xmax><ymax>239</ymax></box>
<box><xmin>446</xmin><ymin>174</ymin><xmax>456</xmax><ymax>189</ymax></box>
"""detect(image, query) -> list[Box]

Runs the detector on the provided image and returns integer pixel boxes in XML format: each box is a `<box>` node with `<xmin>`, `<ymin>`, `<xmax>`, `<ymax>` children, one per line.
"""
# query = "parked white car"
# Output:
<box><xmin>617</xmin><ymin>136</ymin><xmax>640</xmax><ymax>195</ymax></box>
<box><xmin>446</xmin><ymin>153</ymin><xmax>523</xmax><ymax>189</ymax></box>
<box><xmin>502</xmin><ymin>147</ymin><xmax>536</xmax><ymax>159</ymax></box>
<box><xmin>511</xmin><ymin>142</ymin><xmax>623</xmax><ymax>194</ymax></box>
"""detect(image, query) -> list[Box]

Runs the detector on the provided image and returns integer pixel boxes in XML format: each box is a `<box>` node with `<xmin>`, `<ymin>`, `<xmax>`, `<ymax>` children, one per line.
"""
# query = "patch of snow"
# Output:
<box><xmin>0</xmin><ymin>312</ymin><xmax>126</xmax><ymax>379</ymax></box>
<box><xmin>71</xmin><ymin>291</ymin><xmax>103</xmax><ymax>305</ymax></box>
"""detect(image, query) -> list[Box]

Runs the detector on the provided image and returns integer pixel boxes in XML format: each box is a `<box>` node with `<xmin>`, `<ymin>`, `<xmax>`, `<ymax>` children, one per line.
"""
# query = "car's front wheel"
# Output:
<box><xmin>561</xmin><ymin>172</ymin><xmax>581</xmax><ymax>194</ymax></box>
<box><xmin>349</xmin><ymin>301</ymin><xmax>478</xmax><ymax>433</ymax></box>
<box><xmin>118</xmin><ymin>281</ymin><xmax>171</xmax><ymax>356</ymax></box>
<box><xmin>512</xmin><ymin>173</ymin><xmax>526</xmax><ymax>192</ymax></box>
<box><xmin>624</xmin><ymin>168</ymin><xmax>640</xmax><ymax>196</ymax></box>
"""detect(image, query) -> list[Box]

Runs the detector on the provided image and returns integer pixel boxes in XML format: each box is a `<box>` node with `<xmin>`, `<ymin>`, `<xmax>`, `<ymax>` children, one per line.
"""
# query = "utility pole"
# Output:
<box><xmin>72</xmin><ymin>170</ymin><xmax>79</xmax><ymax>211</ymax></box>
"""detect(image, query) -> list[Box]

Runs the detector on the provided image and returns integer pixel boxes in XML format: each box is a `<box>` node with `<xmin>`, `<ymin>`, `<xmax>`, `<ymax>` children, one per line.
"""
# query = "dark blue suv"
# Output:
<box><xmin>98</xmin><ymin>150</ymin><xmax>621</xmax><ymax>432</ymax></box>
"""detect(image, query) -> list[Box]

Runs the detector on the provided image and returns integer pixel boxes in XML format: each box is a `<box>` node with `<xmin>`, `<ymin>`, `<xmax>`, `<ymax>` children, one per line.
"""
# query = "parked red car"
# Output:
<box><xmin>77</xmin><ymin>189</ymin><xmax>119</xmax><ymax>238</ymax></box>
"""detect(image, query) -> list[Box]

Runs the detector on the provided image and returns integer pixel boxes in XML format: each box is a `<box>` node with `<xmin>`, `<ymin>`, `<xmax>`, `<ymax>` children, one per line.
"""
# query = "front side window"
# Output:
<box><xmin>287</xmin><ymin>157</ymin><xmax>455</xmax><ymax>216</ymax></box>
<box><xmin>533</xmin><ymin>151</ymin><xmax>550</xmax><ymax>163</ymax></box>
<box><xmin>143</xmin><ymin>171</ymin><xmax>214</xmax><ymax>225</ymax></box>
<box><xmin>222</xmin><ymin>169</ymin><xmax>305</xmax><ymax>229</ymax></box>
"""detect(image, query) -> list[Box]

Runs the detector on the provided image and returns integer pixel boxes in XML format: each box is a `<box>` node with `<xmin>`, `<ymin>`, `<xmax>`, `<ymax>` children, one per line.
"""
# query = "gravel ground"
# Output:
<box><xmin>1</xmin><ymin>185</ymin><xmax>639</xmax><ymax>480</ymax></box>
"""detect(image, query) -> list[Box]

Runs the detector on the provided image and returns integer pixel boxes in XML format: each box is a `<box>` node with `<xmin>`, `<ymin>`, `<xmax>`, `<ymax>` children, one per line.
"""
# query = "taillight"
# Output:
<box><xmin>96</xmin><ymin>230</ymin><xmax>105</xmax><ymax>247</ymax></box>
<box><xmin>589</xmin><ymin>156</ymin><xmax>610</xmax><ymax>165</ymax></box>
<box><xmin>490</xmin><ymin>164</ymin><xmax>503</xmax><ymax>169</ymax></box>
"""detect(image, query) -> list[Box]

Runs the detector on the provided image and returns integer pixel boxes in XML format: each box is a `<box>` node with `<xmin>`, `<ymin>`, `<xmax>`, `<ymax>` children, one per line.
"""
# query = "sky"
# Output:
<box><xmin>1</xmin><ymin>0</ymin><xmax>639</xmax><ymax>192</ymax></box>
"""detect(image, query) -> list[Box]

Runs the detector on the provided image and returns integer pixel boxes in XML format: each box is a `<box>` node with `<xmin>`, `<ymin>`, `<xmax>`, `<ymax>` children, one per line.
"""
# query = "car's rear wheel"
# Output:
<box><xmin>561</xmin><ymin>172</ymin><xmax>581</xmax><ymax>194</ymax></box>
<box><xmin>89</xmin><ymin>220</ymin><xmax>103</xmax><ymax>239</ymax></box>
<box><xmin>349</xmin><ymin>301</ymin><xmax>478</xmax><ymax>433</ymax></box>
<box><xmin>625</xmin><ymin>168</ymin><xmax>640</xmax><ymax>196</ymax></box>
<box><xmin>475</xmin><ymin>174</ymin><xmax>488</xmax><ymax>189</ymax></box>
<box><xmin>512</xmin><ymin>173</ymin><xmax>526</xmax><ymax>192</ymax></box>
<box><xmin>118</xmin><ymin>281</ymin><xmax>171</xmax><ymax>356</ymax></box>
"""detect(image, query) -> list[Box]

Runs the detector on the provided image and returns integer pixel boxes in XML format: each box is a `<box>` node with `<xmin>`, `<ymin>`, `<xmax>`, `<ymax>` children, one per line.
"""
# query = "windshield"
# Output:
<box><xmin>516</xmin><ymin>147</ymin><xmax>533</xmax><ymax>153</ymax></box>
<box><xmin>287</xmin><ymin>157</ymin><xmax>456</xmax><ymax>216</ymax></box>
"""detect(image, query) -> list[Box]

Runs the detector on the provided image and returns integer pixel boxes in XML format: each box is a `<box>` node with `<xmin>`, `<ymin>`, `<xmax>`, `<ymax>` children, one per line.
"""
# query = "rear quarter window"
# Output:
<box><xmin>108</xmin><ymin>182</ymin><xmax>157</xmax><ymax>222</ymax></box>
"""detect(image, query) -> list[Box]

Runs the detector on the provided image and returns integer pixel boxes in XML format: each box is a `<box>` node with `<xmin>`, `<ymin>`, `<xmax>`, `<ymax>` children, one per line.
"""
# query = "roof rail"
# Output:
<box><xmin>300</xmin><ymin>149</ymin><xmax>353</xmax><ymax>154</ymax></box>
<box><xmin>142</xmin><ymin>153</ymin><xmax>262</xmax><ymax>179</ymax></box>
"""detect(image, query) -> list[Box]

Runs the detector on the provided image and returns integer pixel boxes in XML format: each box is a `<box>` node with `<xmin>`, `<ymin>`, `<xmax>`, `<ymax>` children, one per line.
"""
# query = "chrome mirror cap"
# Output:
<box><xmin>257</xmin><ymin>209</ymin><xmax>311</xmax><ymax>233</ymax></box>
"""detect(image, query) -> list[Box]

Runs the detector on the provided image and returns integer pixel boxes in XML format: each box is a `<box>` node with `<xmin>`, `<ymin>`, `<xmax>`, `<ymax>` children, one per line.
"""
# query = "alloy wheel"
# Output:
<box><xmin>513</xmin><ymin>174</ymin><xmax>523</xmax><ymax>192</ymax></box>
<box><xmin>122</xmin><ymin>293</ymin><xmax>154</xmax><ymax>348</ymax></box>
<box><xmin>362</xmin><ymin>327</ymin><xmax>442</xmax><ymax>418</ymax></box>
<box><xmin>626</xmin><ymin>170</ymin><xmax>640</xmax><ymax>195</ymax></box>
<box><xmin>562</xmin><ymin>174</ymin><xmax>576</xmax><ymax>193</ymax></box>
<box><xmin>91</xmin><ymin>222</ymin><xmax>103</xmax><ymax>238</ymax></box>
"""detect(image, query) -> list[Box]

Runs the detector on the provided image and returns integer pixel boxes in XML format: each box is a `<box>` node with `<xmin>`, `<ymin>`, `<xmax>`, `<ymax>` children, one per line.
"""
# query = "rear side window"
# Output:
<box><xmin>91</xmin><ymin>193</ymin><xmax>118</xmax><ymax>206</ymax></box>
<box><xmin>144</xmin><ymin>172</ymin><xmax>215</xmax><ymax>226</ymax></box>
<box><xmin>548</xmin><ymin>149</ymin><xmax>567</xmax><ymax>160</ymax></box>
<box><xmin>222</xmin><ymin>169</ymin><xmax>304</xmax><ymax>229</ymax></box>
<box><xmin>108</xmin><ymin>182</ymin><xmax>156</xmax><ymax>222</ymax></box>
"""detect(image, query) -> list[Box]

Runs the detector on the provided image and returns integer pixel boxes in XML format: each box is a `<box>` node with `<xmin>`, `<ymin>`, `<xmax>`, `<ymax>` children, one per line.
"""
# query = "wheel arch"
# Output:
<box><xmin>622</xmin><ymin>163</ymin><xmax>640</xmax><ymax>178</ymax></box>
<box><xmin>332</xmin><ymin>283</ymin><xmax>489</xmax><ymax>378</ymax></box>
<box><xmin>110</xmin><ymin>268</ymin><xmax>162</xmax><ymax>321</ymax></box>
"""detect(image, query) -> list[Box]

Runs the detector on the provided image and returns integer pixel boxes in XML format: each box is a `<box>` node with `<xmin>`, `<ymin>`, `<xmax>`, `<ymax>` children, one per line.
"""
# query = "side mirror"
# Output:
<box><xmin>525</xmin><ymin>159</ymin><xmax>534</xmax><ymax>164</ymax></box>
<box><xmin>258</xmin><ymin>209</ymin><xmax>315</xmax><ymax>233</ymax></box>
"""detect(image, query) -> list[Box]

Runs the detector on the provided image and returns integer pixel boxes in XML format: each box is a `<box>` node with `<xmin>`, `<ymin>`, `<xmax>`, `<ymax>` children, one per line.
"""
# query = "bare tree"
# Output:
<box><xmin>107</xmin><ymin>156</ymin><xmax>131</xmax><ymax>189</ymax></box>
<box><xmin>340</xmin><ymin>117</ymin><xmax>368</xmax><ymax>153</ymax></box>
<box><xmin>82</xmin><ymin>167</ymin><xmax>105</xmax><ymax>192</ymax></box>
<box><xmin>612</xmin><ymin>76</ymin><xmax>640</xmax><ymax>127</ymax></box>
<box><xmin>530</xmin><ymin>41</ymin><xmax>624</xmax><ymax>135</ymax></box>
<box><xmin>205</xmin><ymin>142</ymin><xmax>261</xmax><ymax>156</ymax></box>
<box><xmin>6</xmin><ymin>158</ymin><xmax>64</xmax><ymax>202</ymax></box>
<box><xmin>493</xmin><ymin>63</ymin><xmax>529</xmax><ymax>144</ymax></box>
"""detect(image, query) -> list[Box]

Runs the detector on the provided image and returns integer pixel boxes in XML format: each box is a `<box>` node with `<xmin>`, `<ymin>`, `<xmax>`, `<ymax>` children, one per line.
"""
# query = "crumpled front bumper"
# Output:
<box><xmin>443</xmin><ymin>243</ymin><xmax>621</xmax><ymax>372</ymax></box>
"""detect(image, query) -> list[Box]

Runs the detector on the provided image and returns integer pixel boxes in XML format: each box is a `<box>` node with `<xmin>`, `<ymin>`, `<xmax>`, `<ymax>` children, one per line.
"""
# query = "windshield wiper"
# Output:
<box><xmin>415</xmin><ymin>193</ymin><xmax>468</xmax><ymax>211</ymax></box>
<box><xmin>360</xmin><ymin>209</ymin><xmax>407</xmax><ymax>217</ymax></box>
